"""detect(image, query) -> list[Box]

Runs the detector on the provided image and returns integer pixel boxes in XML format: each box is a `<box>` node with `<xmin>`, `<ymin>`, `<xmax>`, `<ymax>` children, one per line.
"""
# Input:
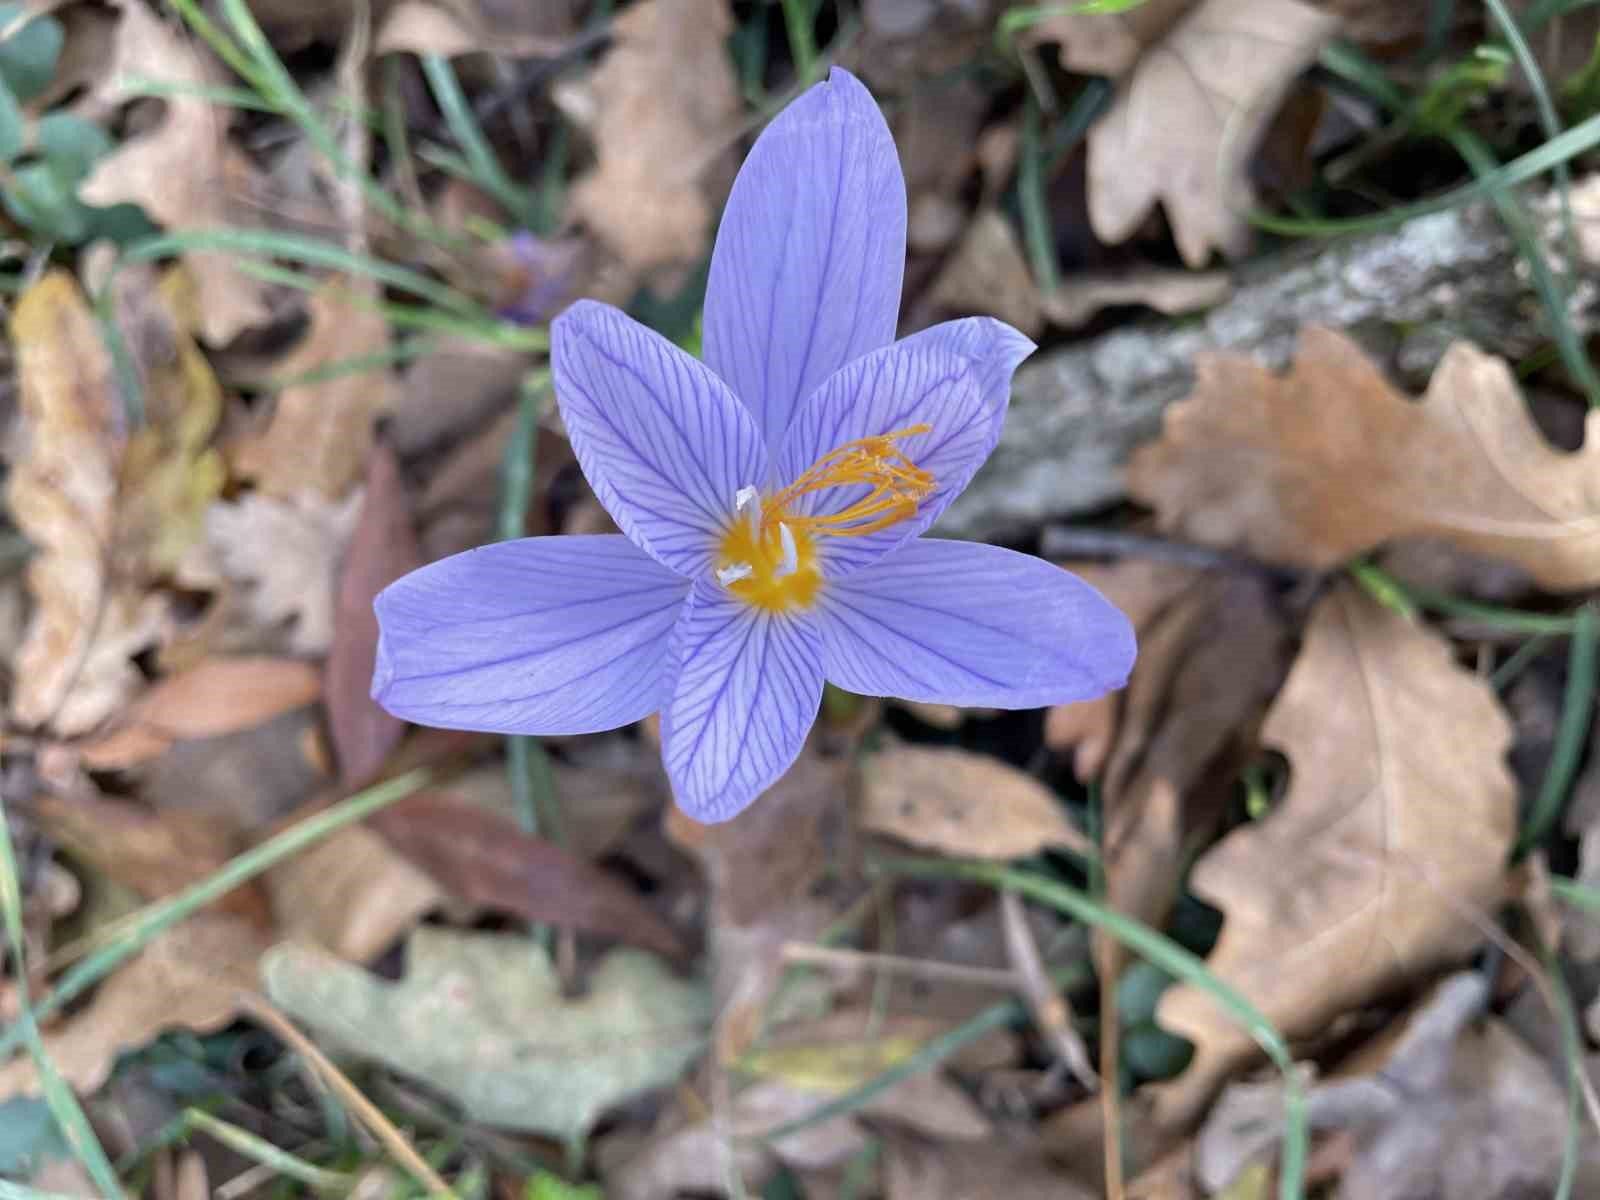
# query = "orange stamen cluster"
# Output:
<box><xmin>716</xmin><ymin>424</ymin><xmax>936</xmax><ymax>614</ymax></box>
<box><xmin>762</xmin><ymin>424</ymin><xmax>936</xmax><ymax>539</ymax></box>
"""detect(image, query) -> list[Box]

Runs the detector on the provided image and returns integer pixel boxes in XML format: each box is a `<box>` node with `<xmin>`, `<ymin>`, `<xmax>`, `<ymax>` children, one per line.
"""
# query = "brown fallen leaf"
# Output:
<box><xmin>372</xmin><ymin>793</ymin><xmax>687</xmax><ymax>958</ymax></box>
<box><xmin>1087</xmin><ymin>0</ymin><xmax>1339</xmax><ymax>266</ymax></box>
<box><xmin>927</xmin><ymin>210</ymin><xmax>1229</xmax><ymax>336</ymax></box>
<box><xmin>567</xmin><ymin>0</ymin><xmax>740</xmax><ymax>273</ymax></box>
<box><xmin>6</xmin><ymin>268</ymin><xmax>227</xmax><ymax>735</ymax></box>
<box><xmin>665</xmin><ymin>746</ymin><xmax>850</xmax><ymax>1063</ymax></box>
<box><xmin>1128</xmin><ymin>326</ymin><xmax>1600</xmax><ymax>591</ymax></box>
<box><xmin>29</xmin><ymin>786</ymin><xmax>271</xmax><ymax>926</ymax></box>
<box><xmin>1023</xmin><ymin>0</ymin><xmax>1192</xmax><ymax>76</ymax></box>
<box><xmin>78</xmin><ymin>0</ymin><xmax>271</xmax><ymax>343</ymax></box>
<box><xmin>0</xmin><ymin>915</ymin><xmax>265</xmax><ymax>1100</ymax></box>
<box><xmin>885</xmin><ymin>1134</ymin><xmax>1099</xmax><ymax>1200</ymax></box>
<box><xmin>266</xmin><ymin>823</ymin><xmax>443</xmax><ymax>963</ymax></box>
<box><xmin>373</xmin><ymin>0</ymin><xmax>578</xmax><ymax>57</ymax></box>
<box><xmin>77</xmin><ymin>656</ymin><xmax>322</xmax><ymax>769</ymax></box>
<box><xmin>860</xmin><ymin>744</ymin><xmax>1093</xmax><ymax>861</ymax></box>
<box><xmin>1152</xmin><ymin>583</ymin><xmax>1516</xmax><ymax>1125</ymax></box>
<box><xmin>1194</xmin><ymin>973</ymin><xmax>1593</xmax><ymax>1198</ymax></box>
<box><xmin>326</xmin><ymin>444</ymin><xmax>420</xmax><ymax>786</ymax></box>
<box><xmin>204</xmin><ymin>490</ymin><xmax>364</xmax><ymax>654</ymax></box>
<box><xmin>234</xmin><ymin>277</ymin><xmax>402</xmax><ymax>500</ymax></box>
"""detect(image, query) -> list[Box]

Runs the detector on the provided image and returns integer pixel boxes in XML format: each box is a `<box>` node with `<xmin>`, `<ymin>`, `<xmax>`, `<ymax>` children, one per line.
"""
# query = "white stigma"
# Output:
<box><xmin>717</xmin><ymin>562</ymin><xmax>753</xmax><ymax>586</ymax></box>
<box><xmin>776</xmin><ymin>522</ymin><xmax>798</xmax><ymax>578</ymax></box>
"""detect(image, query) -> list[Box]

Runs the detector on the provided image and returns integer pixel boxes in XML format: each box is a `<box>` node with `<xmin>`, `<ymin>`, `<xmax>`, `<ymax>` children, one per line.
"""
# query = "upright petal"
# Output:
<box><xmin>373</xmin><ymin>535</ymin><xmax>690</xmax><ymax>735</ymax></box>
<box><xmin>661</xmin><ymin>578</ymin><xmax>825</xmax><ymax>822</ymax></box>
<box><xmin>702</xmin><ymin>67</ymin><xmax>907</xmax><ymax>452</ymax></box>
<box><xmin>552</xmin><ymin>300</ymin><xmax>768</xmax><ymax>577</ymax></box>
<box><xmin>891</xmin><ymin>316</ymin><xmax>1036</xmax><ymax>443</ymax></box>
<box><xmin>816</xmin><ymin>539</ymin><xmax>1135</xmax><ymax>707</ymax></box>
<box><xmin>773</xmin><ymin>338</ymin><xmax>991</xmax><ymax>576</ymax></box>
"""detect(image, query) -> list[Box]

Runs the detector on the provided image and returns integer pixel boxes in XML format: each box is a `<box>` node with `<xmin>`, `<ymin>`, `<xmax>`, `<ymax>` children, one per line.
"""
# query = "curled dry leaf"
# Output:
<box><xmin>77</xmin><ymin>656</ymin><xmax>321</xmax><ymax>769</ymax></box>
<box><xmin>1195</xmin><ymin>974</ymin><xmax>1584</xmax><ymax>1199</ymax></box>
<box><xmin>372</xmin><ymin>792</ymin><xmax>687</xmax><ymax>959</ymax></box>
<box><xmin>6</xmin><ymin>268</ymin><xmax>224</xmax><ymax>736</ymax></box>
<box><xmin>1152</xmin><ymin>584</ymin><xmax>1516</xmax><ymax>1125</ymax></box>
<box><xmin>567</xmin><ymin>0</ymin><xmax>739</xmax><ymax>273</ymax></box>
<box><xmin>234</xmin><ymin>277</ymin><xmax>402</xmax><ymax>501</ymax></box>
<box><xmin>1087</xmin><ymin>0</ymin><xmax>1339</xmax><ymax>266</ymax></box>
<box><xmin>262</xmin><ymin>929</ymin><xmax>710</xmax><ymax>1142</ymax></box>
<box><xmin>1128</xmin><ymin>327</ymin><xmax>1600</xmax><ymax>591</ymax></box>
<box><xmin>0</xmin><ymin>915</ymin><xmax>266</xmax><ymax>1102</ymax></box>
<box><xmin>79</xmin><ymin>0</ymin><xmax>271</xmax><ymax>343</ymax></box>
<box><xmin>325</xmin><ymin>444</ymin><xmax>419</xmax><ymax>786</ymax></box>
<box><xmin>204</xmin><ymin>489</ymin><xmax>364</xmax><ymax>654</ymax></box>
<box><xmin>860</xmin><ymin>744</ymin><xmax>1092</xmax><ymax>861</ymax></box>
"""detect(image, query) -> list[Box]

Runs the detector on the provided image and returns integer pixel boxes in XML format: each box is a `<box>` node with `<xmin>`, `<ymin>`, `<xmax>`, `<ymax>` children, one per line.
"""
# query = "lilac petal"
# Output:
<box><xmin>702</xmin><ymin>67</ymin><xmax>907</xmax><ymax>453</ymax></box>
<box><xmin>552</xmin><ymin>300</ymin><xmax>768</xmax><ymax>577</ymax></box>
<box><xmin>372</xmin><ymin>535</ymin><xmax>690</xmax><ymax>735</ymax></box>
<box><xmin>660</xmin><ymin>578</ymin><xmax>825</xmax><ymax>823</ymax></box>
<box><xmin>773</xmin><ymin>327</ymin><xmax>1028</xmax><ymax>576</ymax></box>
<box><xmin>816</xmin><ymin>539</ymin><xmax>1135</xmax><ymax>707</ymax></box>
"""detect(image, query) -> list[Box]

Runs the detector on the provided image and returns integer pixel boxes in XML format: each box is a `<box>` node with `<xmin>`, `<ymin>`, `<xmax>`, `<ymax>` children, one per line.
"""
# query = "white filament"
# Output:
<box><xmin>717</xmin><ymin>562</ymin><xmax>753</xmax><ymax>586</ymax></box>
<box><xmin>735</xmin><ymin>486</ymin><xmax>759</xmax><ymax>513</ymax></box>
<box><xmin>776</xmin><ymin>522</ymin><xmax>798</xmax><ymax>577</ymax></box>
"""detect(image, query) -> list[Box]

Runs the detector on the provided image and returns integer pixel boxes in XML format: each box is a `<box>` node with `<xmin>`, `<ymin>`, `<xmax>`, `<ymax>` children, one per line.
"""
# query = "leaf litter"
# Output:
<box><xmin>3</xmin><ymin>0</ymin><xmax>1600</xmax><ymax>1196</ymax></box>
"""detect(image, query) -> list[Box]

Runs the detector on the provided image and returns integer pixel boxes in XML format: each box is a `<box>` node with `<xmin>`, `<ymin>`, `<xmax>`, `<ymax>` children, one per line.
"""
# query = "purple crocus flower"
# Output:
<box><xmin>372</xmin><ymin>68</ymin><xmax>1135</xmax><ymax>823</ymax></box>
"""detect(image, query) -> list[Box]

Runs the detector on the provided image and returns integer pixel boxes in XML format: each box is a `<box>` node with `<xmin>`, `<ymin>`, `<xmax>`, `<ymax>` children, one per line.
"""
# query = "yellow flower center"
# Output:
<box><xmin>716</xmin><ymin>425</ymin><xmax>935</xmax><ymax>614</ymax></box>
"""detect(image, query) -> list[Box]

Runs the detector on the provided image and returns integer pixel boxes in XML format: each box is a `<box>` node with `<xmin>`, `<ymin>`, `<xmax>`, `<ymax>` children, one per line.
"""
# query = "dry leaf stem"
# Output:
<box><xmin>238</xmin><ymin>993</ymin><xmax>457</xmax><ymax>1198</ymax></box>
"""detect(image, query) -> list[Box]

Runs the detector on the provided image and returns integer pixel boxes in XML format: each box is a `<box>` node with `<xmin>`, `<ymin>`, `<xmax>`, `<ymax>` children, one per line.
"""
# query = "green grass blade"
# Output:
<box><xmin>0</xmin><ymin>770</ymin><xmax>431</xmax><ymax>1067</ymax></box>
<box><xmin>0</xmin><ymin>801</ymin><xmax>125</xmax><ymax>1199</ymax></box>
<box><xmin>1019</xmin><ymin>96</ymin><xmax>1058</xmax><ymax>293</ymax></box>
<box><xmin>422</xmin><ymin>55</ymin><xmax>534</xmax><ymax>227</ymax></box>
<box><xmin>1517</xmin><ymin>604</ymin><xmax>1598</xmax><ymax>855</ymax></box>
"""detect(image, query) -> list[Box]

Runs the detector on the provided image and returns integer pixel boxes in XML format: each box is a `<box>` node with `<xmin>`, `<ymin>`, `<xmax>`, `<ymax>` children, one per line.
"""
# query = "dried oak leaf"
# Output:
<box><xmin>1128</xmin><ymin>326</ymin><xmax>1600</xmax><ymax>591</ymax></box>
<box><xmin>0</xmin><ymin>915</ymin><xmax>265</xmax><ymax>1101</ymax></box>
<box><xmin>568</xmin><ymin>0</ymin><xmax>739</xmax><ymax>273</ymax></box>
<box><xmin>1022</xmin><ymin>0</ymin><xmax>1192</xmax><ymax>76</ymax></box>
<box><xmin>262</xmin><ymin>929</ymin><xmax>710</xmax><ymax>1142</ymax></box>
<box><xmin>6</xmin><ymin>268</ymin><xmax>222</xmax><ymax>735</ymax></box>
<box><xmin>1152</xmin><ymin>584</ymin><xmax>1516</xmax><ymax>1125</ymax></box>
<box><xmin>234</xmin><ymin>277</ymin><xmax>402</xmax><ymax>501</ymax></box>
<box><xmin>79</xmin><ymin>0</ymin><xmax>271</xmax><ymax>343</ymax></box>
<box><xmin>860</xmin><ymin>744</ymin><xmax>1092</xmax><ymax>860</ymax></box>
<box><xmin>1088</xmin><ymin>0</ymin><xmax>1339</xmax><ymax>266</ymax></box>
<box><xmin>204</xmin><ymin>489</ymin><xmax>363</xmax><ymax>654</ymax></box>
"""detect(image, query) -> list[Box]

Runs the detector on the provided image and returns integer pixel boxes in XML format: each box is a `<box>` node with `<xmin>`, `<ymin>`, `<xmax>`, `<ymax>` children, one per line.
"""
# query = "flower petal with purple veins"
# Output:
<box><xmin>373</xmin><ymin>535</ymin><xmax>690</xmax><ymax>735</ymax></box>
<box><xmin>702</xmin><ymin>67</ymin><xmax>907</xmax><ymax>453</ymax></box>
<box><xmin>661</xmin><ymin>578</ymin><xmax>825</xmax><ymax>822</ymax></box>
<box><xmin>889</xmin><ymin>316</ymin><xmax>1037</xmax><ymax>447</ymax></box>
<box><xmin>815</xmin><ymin>539</ymin><xmax>1135</xmax><ymax>707</ymax></box>
<box><xmin>772</xmin><ymin>340</ymin><xmax>992</xmax><ymax>576</ymax></box>
<box><xmin>552</xmin><ymin>300</ymin><xmax>768</xmax><ymax>577</ymax></box>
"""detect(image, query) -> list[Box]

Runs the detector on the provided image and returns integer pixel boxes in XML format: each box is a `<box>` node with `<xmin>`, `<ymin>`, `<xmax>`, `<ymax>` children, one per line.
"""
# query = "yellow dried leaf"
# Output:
<box><xmin>1128</xmin><ymin>327</ymin><xmax>1600</xmax><ymax>590</ymax></box>
<box><xmin>860</xmin><ymin>744</ymin><xmax>1092</xmax><ymax>860</ymax></box>
<box><xmin>1151</xmin><ymin>583</ymin><xmax>1516</xmax><ymax>1124</ymax></box>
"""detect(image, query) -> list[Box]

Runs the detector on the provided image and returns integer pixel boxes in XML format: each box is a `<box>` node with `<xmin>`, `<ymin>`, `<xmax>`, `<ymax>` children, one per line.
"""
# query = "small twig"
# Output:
<box><xmin>780</xmin><ymin>942</ymin><xmax>1020</xmax><ymax>990</ymax></box>
<box><xmin>335</xmin><ymin>0</ymin><xmax>374</xmax><ymax>255</ymax></box>
<box><xmin>238</xmin><ymin>993</ymin><xmax>457</xmax><ymax>1198</ymax></box>
<box><xmin>1039</xmin><ymin>526</ymin><xmax>1288</xmax><ymax>576</ymax></box>
<box><xmin>998</xmin><ymin>890</ymin><xmax>1097</xmax><ymax>1090</ymax></box>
